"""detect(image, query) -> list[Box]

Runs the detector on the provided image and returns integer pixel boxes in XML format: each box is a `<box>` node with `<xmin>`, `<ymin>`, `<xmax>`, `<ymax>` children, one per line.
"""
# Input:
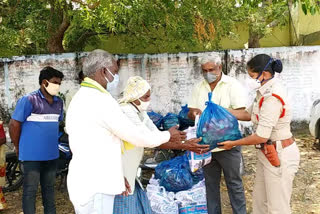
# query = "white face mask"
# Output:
<box><xmin>135</xmin><ymin>99</ymin><xmax>150</xmax><ymax>112</ymax></box>
<box><xmin>247</xmin><ymin>78</ymin><xmax>261</xmax><ymax>91</ymax></box>
<box><xmin>203</xmin><ymin>72</ymin><xmax>218</xmax><ymax>83</ymax></box>
<box><xmin>105</xmin><ymin>68</ymin><xmax>120</xmax><ymax>92</ymax></box>
<box><xmin>45</xmin><ymin>81</ymin><xmax>60</xmax><ymax>96</ymax></box>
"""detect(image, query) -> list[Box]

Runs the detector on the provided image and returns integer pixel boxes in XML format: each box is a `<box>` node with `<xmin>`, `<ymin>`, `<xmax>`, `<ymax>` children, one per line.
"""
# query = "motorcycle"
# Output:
<box><xmin>3</xmin><ymin>131</ymin><xmax>71</xmax><ymax>192</ymax></box>
<box><xmin>138</xmin><ymin>149</ymin><xmax>183</xmax><ymax>186</ymax></box>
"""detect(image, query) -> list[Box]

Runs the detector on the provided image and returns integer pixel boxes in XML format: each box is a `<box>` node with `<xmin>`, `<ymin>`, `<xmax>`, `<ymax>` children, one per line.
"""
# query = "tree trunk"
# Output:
<box><xmin>248</xmin><ymin>29</ymin><xmax>261</xmax><ymax>48</ymax></box>
<box><xmin>47</xmin><ymin>0</ymin><xmax>71</xmax><ymax>53</ymax></box>
<box><xmin>47</xmin><ymin>34</ymin><xmax>66</xmax><ymax>53</ymax></box>
<box><xmin>66</xmin><ymin>31</ymin><xmax>97</xmax><ymax>52</ymax></box>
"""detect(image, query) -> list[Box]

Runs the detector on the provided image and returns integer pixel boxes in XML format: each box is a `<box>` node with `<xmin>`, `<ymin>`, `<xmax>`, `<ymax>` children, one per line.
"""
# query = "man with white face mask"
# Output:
<box><xmin>187</xmin><ymin>56</ymin><xmax>247</xmax><ymax>214</ymax></box>
<box><xmin>9</xmin><ymin>66</ymin><xmax>64</xmax><ymax>214</ymax></box>
<box><xmin>66</xmin><ymin>50</ymin><xmax>185</xmax><ymax>214</ymax></box>
<box><xmin>113</xmin><ymin>76</ymin><xmax>208</xmax><ymax>214</ymax></box>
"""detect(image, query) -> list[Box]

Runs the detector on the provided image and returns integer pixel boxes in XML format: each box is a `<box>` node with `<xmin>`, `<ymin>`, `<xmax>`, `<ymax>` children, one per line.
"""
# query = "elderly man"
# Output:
<box><xmin>188</xmin><ymin>56</ymin><xmax>247</xmax><ymax>214</ymax></box>
<box><xmin>66</xmin><ymin>50</ymin><xmax>184</xmax><ymax>214</ymax></box>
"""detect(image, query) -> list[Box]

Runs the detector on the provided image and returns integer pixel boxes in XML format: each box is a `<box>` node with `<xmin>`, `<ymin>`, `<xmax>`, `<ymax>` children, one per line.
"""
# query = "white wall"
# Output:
<box><xmin>227</xmin><ymin>46</ymin><xmax>320</xmax><ymax>121</ymax></box>
<box><xmin>1</xmin><ymin>46</ymin><xmax>319</xmax><ymax>122</ymax></box>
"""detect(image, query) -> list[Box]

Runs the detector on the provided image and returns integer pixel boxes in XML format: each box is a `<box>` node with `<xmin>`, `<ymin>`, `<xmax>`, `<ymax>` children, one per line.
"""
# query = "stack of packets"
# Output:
<box><xmin>185</xmin><ymin>115</ymin><xmax>212</xmax><ymax>173</ymax></box>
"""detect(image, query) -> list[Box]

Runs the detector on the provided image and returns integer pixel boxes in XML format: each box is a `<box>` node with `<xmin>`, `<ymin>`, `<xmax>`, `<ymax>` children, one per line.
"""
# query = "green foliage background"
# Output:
<box><xmin>0</xmin><ymin>0</ymin><xmax>319</xmax><ymax>57</ymax></box>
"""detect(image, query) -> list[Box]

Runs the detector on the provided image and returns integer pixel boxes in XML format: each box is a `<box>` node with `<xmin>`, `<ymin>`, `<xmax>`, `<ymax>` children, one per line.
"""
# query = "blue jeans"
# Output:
<box><xmin>22</xmin><ymin>159</ymin><xmax>58</xmax><ymax>214</ymax></box>
<box><xmin>204</xmin><ymin>146</ymin><xmax>246</xmax><ymax>214</ymax></box>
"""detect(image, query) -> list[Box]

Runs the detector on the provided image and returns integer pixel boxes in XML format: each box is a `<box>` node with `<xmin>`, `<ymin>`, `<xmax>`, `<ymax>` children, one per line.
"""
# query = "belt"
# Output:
<box><xmin>255</xmin><ymin>137</ymin><xmax>294</xmax><ymax>150</ymax></box>
<box><xmin>272</xmin><ymin>137</ymin><xmax>294</xmax><ymax>149</ymax></box>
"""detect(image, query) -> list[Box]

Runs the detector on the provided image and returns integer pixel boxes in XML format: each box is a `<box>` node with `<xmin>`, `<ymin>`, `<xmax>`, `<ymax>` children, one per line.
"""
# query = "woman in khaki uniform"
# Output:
<box><xmin>218</xmin><ymin>54</ymin><xmax>300</xmax><ymax>214</ymax></box>
<box><xmin>0</xmin><ymin>120</ymin><xmax>8</xmax><ymax>210</ymax></box>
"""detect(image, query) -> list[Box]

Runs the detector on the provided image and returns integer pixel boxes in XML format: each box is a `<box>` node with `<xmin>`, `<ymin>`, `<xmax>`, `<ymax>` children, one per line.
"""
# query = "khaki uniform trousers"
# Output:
<box><xmin>252</xmin><ymin>142</ymin><xmax>300</xmax><ymax>214</ymax></box>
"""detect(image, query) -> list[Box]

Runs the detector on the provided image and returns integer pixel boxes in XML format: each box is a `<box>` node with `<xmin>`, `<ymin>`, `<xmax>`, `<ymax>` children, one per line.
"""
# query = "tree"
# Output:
<box><xmin>0</xmin><ymin>0</ymin><xmax>107</xmax><ymax>55</ymax></box>
<box><xmin>93</xmin><ymin>0</ymin><xmax>320</xmax><ymax>50</ymax></box>
<box><xmin>120</xmin><ymin>0</ymin><xmax>320</xmax><ymax>49</ymax></box>
<box><xmin>234</xmin><ymin>0</ymin><xmax>289</xmax><ymax>48</ymax></box>
<box><xmin>298</xmin><ymin>0</ymin><xmax>320</xmax><ymax>14</ymax></box>
<box><xmin>102</xmin><ymin>0</ymin><xmax>241</xmax><ymax>51</ymax></box>
<box><xmin>237</xmin><ymin>0</ymin><xmax>320</xmax><ymax>47</ymax></box>
<box><xmin>0</xmin><ymin>0</ymin><xmax>319</xmax><ymax>57</ymax></box>
<box><xmin>1</xmin><ymin>0</ymin><xmax>51</xmax><ymax>55</ymax></box>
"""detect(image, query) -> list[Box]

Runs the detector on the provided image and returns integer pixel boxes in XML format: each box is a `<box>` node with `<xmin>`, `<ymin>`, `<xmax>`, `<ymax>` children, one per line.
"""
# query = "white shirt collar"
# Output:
<box><xmin>219</xmin><ymin>73</ymin><xmax>230</xmax><ymax>83</ymax></box>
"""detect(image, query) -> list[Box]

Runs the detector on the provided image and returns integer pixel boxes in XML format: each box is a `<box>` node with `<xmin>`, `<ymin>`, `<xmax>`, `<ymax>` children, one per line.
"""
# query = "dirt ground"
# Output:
<box><xmin>1</xmin><ymin>132</ymin><xmax>320</xmax><ymax>214</ymax></box>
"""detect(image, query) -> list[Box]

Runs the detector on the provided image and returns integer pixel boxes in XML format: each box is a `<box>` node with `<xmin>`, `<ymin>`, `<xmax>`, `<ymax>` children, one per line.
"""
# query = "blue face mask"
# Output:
<box><xmin>105</xmin><ymin>68</ymin><xmax>120</xmax><ymax>92</ymax></box>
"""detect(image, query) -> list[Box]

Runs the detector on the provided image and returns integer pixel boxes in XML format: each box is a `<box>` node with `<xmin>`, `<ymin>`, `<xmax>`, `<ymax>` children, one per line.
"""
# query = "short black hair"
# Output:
<box><xmin>247</xmin><ymin>54</ymin><xmax>283</xmax><ymax>75</ymax></box>
<box><xmin>39</xmin><ymin>66</ymin><xmax>64</xmax><ymax>85</ymax></box>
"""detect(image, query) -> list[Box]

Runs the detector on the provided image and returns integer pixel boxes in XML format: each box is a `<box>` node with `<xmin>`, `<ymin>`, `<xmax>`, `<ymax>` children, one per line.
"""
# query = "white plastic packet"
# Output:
<box><xmin>175</xmin><ymin>179</ymin><xmax>207</xmax><ymax>205</ymax></box>
<box><xmin>148</xmin><ymin>192</ymin><xmax>178</xmax><ymax>214</ymax></box>
<box><xmin>175</xmin><ymin>179</ymin><xmax>207</xmax><ymax>213</ymax></box>
<box><xmin>185</xmin><ymin>115</ymin><xmax>199</xmax><ymax>140</ymax></box>
<box><xmin>147</xmin><ymin>176</ymin><xmax>178</xmax><ymax>214</ymax></box>
<box><xmin>186</xmin><ymin>151</ymin><xmax>212</xmax><ymax>173</ymax></box>
<box><xmin>192</xmin><ymin>179</ymin><xmax>205</xmax><ymax>189</ymax></box>
<box><xmin>178</xmin><ymin>204</ymin><xmax>208</xmax><ymax>214</ymax></box>
<box><xmin>148</xmin><ymin>175</ymin><xmax>160</xmax><ymax>185</ymax></box>
<box><xmin>147</xmin><ymin>177</ymin><xmax>207</xmax><ymax>214</ymax></box>
<box><xmin>185</xmin><ymin>116</ymin><xmax>212</xmax><ymax>172</ymax></box>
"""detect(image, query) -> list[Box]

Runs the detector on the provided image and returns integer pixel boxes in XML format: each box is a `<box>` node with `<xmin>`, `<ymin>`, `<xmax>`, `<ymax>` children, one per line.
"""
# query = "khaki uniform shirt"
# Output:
<box><xmin>246</xmin><ymin>78</ymin><xmax>292</xmax><ymax>141</ymax></box>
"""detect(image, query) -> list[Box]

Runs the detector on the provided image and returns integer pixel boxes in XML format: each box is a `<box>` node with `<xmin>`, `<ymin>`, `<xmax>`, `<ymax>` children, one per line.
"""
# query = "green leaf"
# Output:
<box><xmin>310</xmin><ymin>6</ymin><xmax>316</xmax><ymax>15</ymax></box>
<box><xmin>0</xmin><ymin>0</ymin><xmax>319</xmax><ymax>55</ymax></box>
<box><xmin>302</xmin><ymin>3</ymin><xmax>308</xmax><ymax>15</ymax></box>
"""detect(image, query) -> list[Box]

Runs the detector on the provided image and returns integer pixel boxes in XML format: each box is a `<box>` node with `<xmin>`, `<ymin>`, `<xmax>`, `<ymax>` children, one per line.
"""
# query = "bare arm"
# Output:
<box><xmin>120</xmin><ymin>177</ymin><xmax>132</xmax><ymax>196</ymax></box>
<box><xmin>106</xmin><ymin>101</ymin><xmax>185</xmax><ymax>148</ymax></box>
<box><xmin>9</xmin><ymin>119</ymin><xmax>21</xmax><ymax>155</ymax></box>
<box><xmin>227</xmin><ymin>108</ymin><xmax>251</xmax><ymax>121</ymax></box>
<box><xmin>217</xmin><ymin>134</ymin><xmax>268</xmax><ymax>150</ymax></box>
<box><xmin>158</xmin><ymin>141</ymin><xmax>180</xmax><ymax>150</ymax></box>
<box><xmin>159</xmin><ymin>137</ymin><xmax>210</xmax><ymax>154</ymax></box>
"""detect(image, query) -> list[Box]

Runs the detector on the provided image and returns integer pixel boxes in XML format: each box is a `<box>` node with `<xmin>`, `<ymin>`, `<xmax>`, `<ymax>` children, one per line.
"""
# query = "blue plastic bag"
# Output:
<box><xmin>147</xmin><ymin>111</ymin><xmax>163</xmax><ymax>129</ymax></box>
<box><xmin>155</xmin><ymin>155</ymin><xmax>193</xmax><ymax>192</ymax></box>
<box><xmin>191</xmin><ymin>168</ymin><xmax>204</xmax><ymax>185</ymax></box>
<box><xmin>178</xmin><ymin>105</ymin><xmax>195</xmax><ymax>131</ymax></box>
<box><xmin>155</xmin><ymin>155</ymin><xmax>189</xmax><ymax>179</ymax></box>
<box><xmin>162</xmin><ymin>113</ymin><xmax>179</xmax><ymax>130</ymax></box>
<box><xmin>160</xmin><ymin>165</ymin><xmax>193</xmax><ymax>193</ymax></box>
<box><xmin>196</xmin><ymin>92</ymin><xmax>242</xmax><ymax>150</ymax></box>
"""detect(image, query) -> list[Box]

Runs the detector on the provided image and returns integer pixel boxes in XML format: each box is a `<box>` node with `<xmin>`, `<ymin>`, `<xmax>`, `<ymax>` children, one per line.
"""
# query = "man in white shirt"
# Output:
<box><xmin>188</xmin><ymin>55</ymin><xmax>247</xmax><ymax>214</ymax></box>
<box><xmin>66</xmin><ymin>49</ymin><xmax>184</xmax><ymax>214</ymax></box>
